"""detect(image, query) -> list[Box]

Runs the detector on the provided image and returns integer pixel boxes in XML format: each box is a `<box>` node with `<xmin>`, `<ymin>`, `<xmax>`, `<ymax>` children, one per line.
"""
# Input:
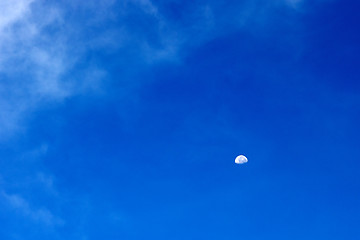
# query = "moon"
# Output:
<box><xmin>235</xmin><ymin>155</ymin><xmax>248</xmax><ymax>164</ymax></box>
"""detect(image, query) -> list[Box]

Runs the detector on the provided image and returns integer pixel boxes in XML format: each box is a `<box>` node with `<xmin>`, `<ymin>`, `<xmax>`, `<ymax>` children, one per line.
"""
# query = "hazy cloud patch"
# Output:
<box><xmin>0</xmin><ymin>191</ymin><xmax>63</xmax><ymax>226</ymax></box>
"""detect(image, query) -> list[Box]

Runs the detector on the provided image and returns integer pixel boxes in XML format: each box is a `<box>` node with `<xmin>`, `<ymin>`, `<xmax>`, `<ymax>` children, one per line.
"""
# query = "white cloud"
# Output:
<box><xmin>0</xmin><ymin>0</ymin><xmax>34</xmax><ymax>30</ymax></box>
<box><xmin>0</xmin><ymin>191</ymin><xmax>63</xmax><ymax>226</ymax></box>
<box><xmin>0</xmin><ymin>0</ymin><xmax>322</xmax><ymax>140</ymax></box>
<box><xmin>0</xmin><ymin>0</ymin><xmax>181</xmax><ymax>140</ymax></box>
<box><xmin>0</xmin><ymin>0</ymin><xmax>106</xmax><ymax>139</ymax></box>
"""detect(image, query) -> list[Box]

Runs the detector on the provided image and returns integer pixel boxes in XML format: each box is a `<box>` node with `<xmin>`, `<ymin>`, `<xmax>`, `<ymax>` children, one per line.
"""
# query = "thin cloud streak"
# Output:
<box><xmin>0</xmin><ymin>191</ymin><xmax>63</xmax><ymax>226</ymax></box>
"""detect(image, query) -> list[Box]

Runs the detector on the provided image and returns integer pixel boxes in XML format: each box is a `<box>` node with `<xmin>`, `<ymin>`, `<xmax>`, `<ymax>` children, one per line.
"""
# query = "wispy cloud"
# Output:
<box><xmin>285</xmin><ymin>0</ymin><xmax>304</xmax><ymax>8</ymax></box>
<box><xmin>0</xmin><ymin>191</ymin><xmax>63</xmax><ymax>226</ymax></box>
<box><xmin>0</xmin><ymin>0</ymin><xmax>34</xmax><ymax>31</ymax></box>
<box><xmin>0</xmin><ymin>0</ymin><xmax>317</xmax><ymax>140</ymax></box>
<box><xmin>0</xmin><ymin>143</ymin><xmax>62</xmax><ymax>230</ymax></box>
<box><xmin>0</xmin><ymin>0</ymin><xmax>105</xmax><ymax>139</ymax></box>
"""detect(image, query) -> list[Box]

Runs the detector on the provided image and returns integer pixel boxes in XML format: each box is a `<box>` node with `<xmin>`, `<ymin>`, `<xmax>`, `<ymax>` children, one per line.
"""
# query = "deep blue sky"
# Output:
<box><xmin>0</xmin><ymin>0</ymin><xmax>359</xmax><ymax>239</ymax></box>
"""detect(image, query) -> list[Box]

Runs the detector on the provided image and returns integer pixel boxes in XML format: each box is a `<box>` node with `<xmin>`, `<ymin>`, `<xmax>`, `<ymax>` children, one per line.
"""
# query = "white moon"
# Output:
<box><xmin>235</xmin><ymin>155</ymin><xmax>248</xmax><ymax>164</ymax></box>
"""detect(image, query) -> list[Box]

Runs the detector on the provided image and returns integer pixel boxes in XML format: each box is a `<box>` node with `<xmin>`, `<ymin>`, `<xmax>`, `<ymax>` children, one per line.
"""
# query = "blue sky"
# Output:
<box><xmin>0</xmin><ymin>0</ymin><xmax>359</xmax><ymax>239</ymax></box>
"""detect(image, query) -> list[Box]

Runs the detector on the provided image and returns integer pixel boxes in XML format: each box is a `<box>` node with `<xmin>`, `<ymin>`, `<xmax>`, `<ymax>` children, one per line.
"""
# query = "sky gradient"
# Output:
<box><xmin>0</xmin><ymin>0</ymin><xmax>359</xmax><ymax>239</ymax></box>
